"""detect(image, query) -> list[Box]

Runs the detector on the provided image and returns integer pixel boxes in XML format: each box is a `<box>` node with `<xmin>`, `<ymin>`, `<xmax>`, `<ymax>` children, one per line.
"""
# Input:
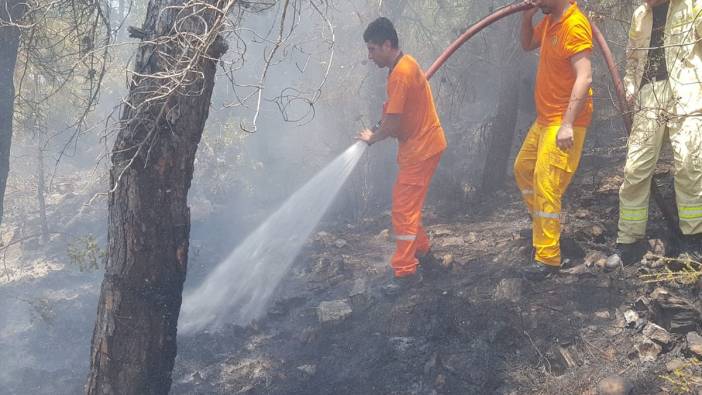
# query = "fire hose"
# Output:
<box><xmin>423</xmin><ymin>1</ymin><xmax>679</xmax><ymax>235</ymax></box>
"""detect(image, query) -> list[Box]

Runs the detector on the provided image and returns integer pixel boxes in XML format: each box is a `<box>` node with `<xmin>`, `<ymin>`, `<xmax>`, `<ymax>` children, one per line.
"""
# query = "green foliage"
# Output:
<box><xmin>640</xmin><ymin>255</ymin><xmax>701</xmax><ymax>285</ymax></box>
<box><xmin>195</xmin><ymin>121</ymin><xmax>260</xmax><ymax>201</ymax></box>
<box><xmin>67</xmin><ymin>234</ymin><xmax>105</xmax><ymax>272</ymax></box>
<box><xmin>660</xmin><ymin>358</ymin><xmax>702</xmax><ymax>394</ymax></box>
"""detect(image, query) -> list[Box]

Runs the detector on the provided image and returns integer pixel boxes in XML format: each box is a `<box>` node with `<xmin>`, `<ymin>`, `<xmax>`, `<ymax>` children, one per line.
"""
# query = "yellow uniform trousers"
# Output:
<box><xmin>514</xmin><ymin>122</ymin><xmax>588</xmax><ymax>266</ymax></box>
<box><xmin>618</xmin><ymin>80</ymin><xmax>702</xmax><ymax>243</ymax></box>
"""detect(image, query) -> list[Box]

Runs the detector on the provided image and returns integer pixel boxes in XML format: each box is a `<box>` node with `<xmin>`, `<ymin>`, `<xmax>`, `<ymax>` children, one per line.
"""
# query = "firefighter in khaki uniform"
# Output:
<box><xmin>357</xmin><ymin>17</ymin><xmax>447</xmax><ymax>294</ymax></box>
<box><xmin>617</xmin><ymin>0</ymin><xmax>702</xmax><ymax>261</ymax></box>
<box><xmin>516</xmin><ymin>0</ymin><xmax>594</xmax><ymax>279</ymax></box>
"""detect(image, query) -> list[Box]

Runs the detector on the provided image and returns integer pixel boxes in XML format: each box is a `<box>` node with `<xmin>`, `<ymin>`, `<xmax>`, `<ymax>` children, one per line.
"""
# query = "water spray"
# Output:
<box><xmin>181</xmin><ymin>2</ymin><xmax>677</xmax><ymax>333</ymax></box>
<box><xmin>180</xmin><ymin>143</ymin><xmax>367</xmax><ymax>334</ymax></box>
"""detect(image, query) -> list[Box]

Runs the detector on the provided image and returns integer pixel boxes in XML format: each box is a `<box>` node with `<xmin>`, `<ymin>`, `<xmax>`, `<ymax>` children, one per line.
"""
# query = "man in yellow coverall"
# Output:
<box><xmin>617</xmin><ymin>0</ymin><xmax>702</xmax><ymax>262</ymax></box>
<box><xmin>515</xmin><ymin>0</ymin><xmax>594</xmax><ymax>279</ymax></box>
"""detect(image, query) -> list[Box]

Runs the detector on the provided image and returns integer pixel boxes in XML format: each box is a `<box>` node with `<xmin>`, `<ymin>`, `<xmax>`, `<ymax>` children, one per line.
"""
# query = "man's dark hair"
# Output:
<box><xmin>363</xmin><ymin>17</ymin><xmax>399</xmax><ymax>48</ymax></box>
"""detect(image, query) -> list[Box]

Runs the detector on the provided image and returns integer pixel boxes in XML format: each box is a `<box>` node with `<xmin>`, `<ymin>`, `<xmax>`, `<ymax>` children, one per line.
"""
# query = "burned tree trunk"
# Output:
<box><xmin>0</xmin><ymin>0</ymin><xmax>27</xmax><ymax>227</ymax></box>
<box><xmin>479</xmin><ymin>23</ymin><xmax>523</xmax><ymax>195</ymax></box>
<box><xmin>479</xmin><ymin>70</ymin><xmax>521</xmax><ymax>194</ymax></box>
<box><xmin>86</xmin><ymin>1</ymin><xmax>228</xmax><ymax>394</ymax></box>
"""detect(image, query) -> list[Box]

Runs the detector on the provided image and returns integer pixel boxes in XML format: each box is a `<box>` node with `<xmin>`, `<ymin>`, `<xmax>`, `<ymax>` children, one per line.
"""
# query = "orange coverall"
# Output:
<box><xmin>385</xmin><ymin>54</ymin><xmax>447</xmax><ymax>277</ymax></box>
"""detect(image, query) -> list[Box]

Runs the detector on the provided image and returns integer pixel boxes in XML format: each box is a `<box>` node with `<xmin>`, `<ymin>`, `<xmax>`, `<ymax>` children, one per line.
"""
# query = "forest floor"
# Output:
<box><xmin>172</xmin><ymin>145</ymin><xmax>702</xmax><ymax>394</ymax></box>
<box><xmin>1</xmin><ymin>142</ymin><xmax>701</xmax><ymax>395</ymax></box>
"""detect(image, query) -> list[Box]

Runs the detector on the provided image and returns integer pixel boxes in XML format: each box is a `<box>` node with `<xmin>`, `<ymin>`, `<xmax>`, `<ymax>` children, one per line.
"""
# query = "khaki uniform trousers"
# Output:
<box><xmin>618</xmin><ymin>80</ymin><xmax>702</xmax><ymax>243</ymax></box>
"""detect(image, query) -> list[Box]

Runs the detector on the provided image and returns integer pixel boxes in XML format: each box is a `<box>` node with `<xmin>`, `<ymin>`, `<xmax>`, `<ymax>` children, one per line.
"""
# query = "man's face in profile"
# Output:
<box><xmin>366</xmin><ymin>40</ymin><xmax>393</xmax><ymax>68</ymax></box>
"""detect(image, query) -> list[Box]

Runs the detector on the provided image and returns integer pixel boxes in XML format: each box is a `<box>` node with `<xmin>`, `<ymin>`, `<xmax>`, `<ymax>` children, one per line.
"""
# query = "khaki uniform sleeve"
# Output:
<box><xmin>694</xmin><ymin>1</ymin><xmax>702</xmax><ymax>38</ymax></box>
<box><xmin>624</xmin><ymin>6</ymin><xmax>647</xmax><ymax>97</ymax></box>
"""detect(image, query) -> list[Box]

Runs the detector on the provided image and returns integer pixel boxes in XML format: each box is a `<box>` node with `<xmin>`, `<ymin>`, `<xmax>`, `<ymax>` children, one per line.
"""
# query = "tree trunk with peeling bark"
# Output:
<box><xmin>0</xmin><ymin>0</ymin><xmax>27</xmax><ymax>228</ymax></box>
<box><xmin>86</xmin><ymin>1</ymin><xmax>228</xmax><ymax>393</ymax></box>
<box><xmin>480</xmin><ymin>23</ymin><xmax>523</xmax><ymax>195</ymax></box>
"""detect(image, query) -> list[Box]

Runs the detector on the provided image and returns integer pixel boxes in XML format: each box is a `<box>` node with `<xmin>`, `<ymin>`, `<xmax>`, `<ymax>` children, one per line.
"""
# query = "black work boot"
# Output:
<box><xmin>522</xmin><ymin>260</ymin><xmax>560</xmax><ymax>281</ymax></box>
<box><xmin>615</xmin><ymin>240</ymin><xmax>648</xmax><ymax>265</ymax></box>
<box><xmin>417</xmin><ymin>249</ymin><xmax>435</xmax><ymax>263</ymax></box>
<box><xmin>417</xmin><ymin>250</ymin><xmax>447</xmax><ymax>276</ymax></box>
<box><xmin>521</xmin><ymin>249</ymin><xmax>560</xmax><ymax>281</ymax></box>
<box><xmin>561</xmin><ymin>238</ymin><xmax>585</xmax><ymax>263</ymax></box>
<box><xmin>382</xmin><ymin>271</ymin><xmax>424</xmax><ymax>296</ymax></box>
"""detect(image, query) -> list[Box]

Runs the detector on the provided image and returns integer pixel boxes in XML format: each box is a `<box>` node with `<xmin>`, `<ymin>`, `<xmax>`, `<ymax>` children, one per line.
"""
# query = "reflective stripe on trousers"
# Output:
<box><xmin>679</xmin><ymin>203</ymin><xmax>702</xmax><ymax>222</ymax></box>
<box><xmin>534</xmin><ymin>211</ymin><xmax>560</xmax><ymax>220</ymax></box>
<box><xmin>514</xmin><ymin>122</ymin><xmax>587</xmax><ymax>266</ymax></box>
<box><xmin>619</xmin><ymin>206</ymin><xmax>648</xmax><ymax>223</ymax></box>
<box><xmin>391</xmin><ymin>153</ymin><xmax>442</xmax><ymax>277</ymax></box>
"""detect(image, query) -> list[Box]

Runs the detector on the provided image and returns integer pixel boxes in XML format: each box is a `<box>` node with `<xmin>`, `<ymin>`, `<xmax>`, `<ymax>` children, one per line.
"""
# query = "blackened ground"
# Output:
<box><xmin>173</xmin><ymin>145</ymin><xmax>702</xmax><ymax>395</ymax></box>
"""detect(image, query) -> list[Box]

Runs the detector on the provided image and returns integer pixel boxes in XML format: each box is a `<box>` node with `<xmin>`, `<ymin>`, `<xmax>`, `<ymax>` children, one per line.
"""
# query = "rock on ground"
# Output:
<box><xmin>596</xmin><ymin>375</ymin><xmax>634</xmax><ymax>395</ymax></box>
<box><xmin>318</xmin><ymin>300</ymin><xmax>352</xmax><ymax>325</ymax></box>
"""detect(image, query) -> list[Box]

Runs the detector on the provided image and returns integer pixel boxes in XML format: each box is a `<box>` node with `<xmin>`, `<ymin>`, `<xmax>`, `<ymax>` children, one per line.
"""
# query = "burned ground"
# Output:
<box><xmin>1</xmin><ymin>138</ymin><xmax>700</xmax><ymax>395</ymax></box>
<box><xmin>172</xmin><ymin>145</ymin><xmax>702</xmax><ymax>394</ymax></box>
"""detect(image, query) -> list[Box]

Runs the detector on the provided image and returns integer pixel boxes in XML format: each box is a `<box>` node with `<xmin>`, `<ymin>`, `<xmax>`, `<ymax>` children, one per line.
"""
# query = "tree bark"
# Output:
<box><xmin>479</xmin><ymin>70</ymin><xmax>521</xmax><ymax>194</ymax></box>
<box><xmin>86</xmin><ymin>1</ymin><xmax>228</xmax><ymax>394</ymax></box>
<box><xmin>31</xmin><ymin>73</ymin><xmax>49</xmax><ymax>244</ymax></box>
<box><xmin>479</xmin><ymin>23</ymin><xmax>523</xmax><ymax>195</ymax></box>
<box><xmin>0</xmin><ymin>0</ymin><xmax>27</xmax><ymax>227</ymax></box>
<box><xmin>36</xmin><ymin>145</ymin><xmax>49</xmax><ymax>244</ymax></box>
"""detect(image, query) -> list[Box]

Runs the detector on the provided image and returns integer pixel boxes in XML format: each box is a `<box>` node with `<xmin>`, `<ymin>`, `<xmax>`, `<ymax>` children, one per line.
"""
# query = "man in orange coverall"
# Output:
<box><xmin>516</xmin><ymin>0</ymin><xmax>593</xmax><ymax>280</ymax></box>
<box><xmin>356</xmin><ymin>17</ymin><xmax>447</xmax><ymax>295</ymax></box>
